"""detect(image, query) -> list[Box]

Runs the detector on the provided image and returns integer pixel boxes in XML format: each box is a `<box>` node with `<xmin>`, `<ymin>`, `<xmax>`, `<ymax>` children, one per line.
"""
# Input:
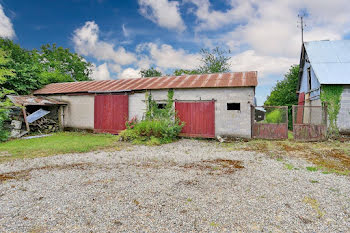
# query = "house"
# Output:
<box><xmin>298</xmin><ymin>40</ymin><xmax>350</xmax><ymax>133</ymax></box>
<box><xmin>33</xmin><ymin>72</ymin><xmax>258</xmax><ymax>138</ymax></box>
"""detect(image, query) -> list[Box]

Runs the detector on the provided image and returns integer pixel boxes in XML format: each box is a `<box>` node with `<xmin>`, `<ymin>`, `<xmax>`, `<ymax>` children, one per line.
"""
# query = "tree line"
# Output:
<box><xmin>0</xmin><ymin>38</ymin><xmax>92</xmax><ymax>96</ymax></box>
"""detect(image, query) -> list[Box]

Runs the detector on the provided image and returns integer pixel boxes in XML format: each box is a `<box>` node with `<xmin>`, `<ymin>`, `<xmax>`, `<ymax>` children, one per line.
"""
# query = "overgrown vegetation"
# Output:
<box><xmin>265</xmin><ymin>109</ymin><xmax>283</xmax><ymax>123</ymax></box>
<box><xmin>222</xmin><ymin>139</ymin><xmax>350</xmax><ymax>176</ymax></box>
<box><xmin>0</xmin><ymin>49</ymin><xmax>15</xmax><ymax>142</ymax></box>
<box><xmin>264</xmin><ymin>65</ymin><xmax>299</xmax><ymax>129</ymax></box>
<box><xmin>0</xmin><ymin>38</ymin><xmax>92</xmax><ymax>95</ymax></box>
<box><xmin>140</xmin><ymin>67</ymin><xmax>162</xmax><ymax>78</ymax></box>
<box><xmin>118</xmin><ymin>89</ymin><xmax>184</xmax><ymax>145</ymax></box>
<box><xmin>320</xmin><ymin>85</ymin><xmax>344</xmax><ymax>137</ymax></box>
<box><xmin>0</xmin><ymin>132</ymin><xmax>122</xmax><ymax>163</ymax></box>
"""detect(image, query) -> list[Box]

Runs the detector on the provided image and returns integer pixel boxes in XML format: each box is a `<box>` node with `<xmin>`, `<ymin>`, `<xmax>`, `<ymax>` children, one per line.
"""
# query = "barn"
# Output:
<box><xmin>33</xmin><ymin>72</ymin><xmax>258</xmax><ymax>138</ymax></box>
<box><xmin>298</xmin><ymin>40</ymin><xmax>350</xmax><ymax>134</ymax></box>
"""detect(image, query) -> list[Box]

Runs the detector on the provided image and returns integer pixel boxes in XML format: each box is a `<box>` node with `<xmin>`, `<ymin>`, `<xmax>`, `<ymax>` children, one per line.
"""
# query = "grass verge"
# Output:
<box><xmin>221</xmin><ymin>139</ymin><xmax>350</xmax><ymax>175</ymax></box>
<box><xmin>0</xmin><ymin>132</ymin><xmax>122</xmax><ymax>163</ymax></box>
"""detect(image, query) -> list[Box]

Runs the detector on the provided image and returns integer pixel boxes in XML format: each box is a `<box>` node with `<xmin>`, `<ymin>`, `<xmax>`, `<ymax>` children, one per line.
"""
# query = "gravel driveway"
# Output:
<box><xmin>1</xmin><ymin>139</ymin><xmax>350</xmax><ymax>232</ymax></box>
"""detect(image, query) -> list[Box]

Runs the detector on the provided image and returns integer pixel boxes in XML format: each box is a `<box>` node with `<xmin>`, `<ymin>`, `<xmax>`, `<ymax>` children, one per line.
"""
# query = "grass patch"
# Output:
<box><xmin>223</xmin><ymin>139</ymin><xmax>350</xmax><ymax>176</ymax></box>
<box><xmin>0</xmin><ymin>132</ymin><xmax>122</xmax><ymax>163</ymax></box>
<box><xmin>284</xmin><ymin>163</ymin><xmax>294</xmax><ymax>170</ymax></box>
<box><xmin>306</xmin><ymin>167</ymin><xmax>318</xmax><ymax>172</ymax></box>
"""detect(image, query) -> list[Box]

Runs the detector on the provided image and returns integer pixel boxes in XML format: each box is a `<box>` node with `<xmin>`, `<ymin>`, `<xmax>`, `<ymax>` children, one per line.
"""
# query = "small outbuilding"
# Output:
<box><xmin>34</xmin><ymin>72</ymin><xmax>258</xmax><ymax>138</ymax></box>
<box><xmin>298</xmin><ymin>40</ymin><xmax>350</xmax><ymax>134</ymax></box>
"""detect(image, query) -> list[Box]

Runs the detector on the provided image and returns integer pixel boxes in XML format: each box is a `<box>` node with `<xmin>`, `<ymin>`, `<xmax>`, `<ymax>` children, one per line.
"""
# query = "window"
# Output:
<box><xmin>307</xmin><ymin>67</ymin><xmax>312</xmax><ymax>91</ymax></box>
<box><xmin>157</xmin><ymin>103</ymin><xmax>166</xmax><ymax>109</ymax></box>
<box><xmin>227</xmin><ymin>103</ymin><xmax>240</xmax><ymax>111</ymax></box>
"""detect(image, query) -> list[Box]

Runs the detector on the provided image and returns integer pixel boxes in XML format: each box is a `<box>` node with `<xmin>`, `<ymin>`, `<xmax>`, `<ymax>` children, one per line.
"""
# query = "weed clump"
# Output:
<box><xmin>118</xmin><ymin>90</ymin><xmax>184</xmax><ymax>145</ymax></box>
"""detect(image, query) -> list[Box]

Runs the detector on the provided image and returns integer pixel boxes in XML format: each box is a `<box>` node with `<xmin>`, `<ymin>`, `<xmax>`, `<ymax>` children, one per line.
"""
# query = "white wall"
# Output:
<box><xmin>338</xmin><ymin>85</ymin><xmax>350</xmax><ymax>134</ymax></box>
<box><xmin>129</xmin><ymin>87</ymin><xmax>255</xmax><ymax>138</ymax></box>
<box><xmin>50</xmin><ymin>95</ymin><xmax>95</xmax><ymax>130</ymax></box>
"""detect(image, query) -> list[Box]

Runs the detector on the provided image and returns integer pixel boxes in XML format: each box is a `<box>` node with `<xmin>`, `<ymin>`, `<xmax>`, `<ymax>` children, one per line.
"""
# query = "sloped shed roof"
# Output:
<box><xmin>304</xmin><ymin>40</ymin><xmax>350</xmax><ymax>84</ymax></box>
<box><xmin>7</xmin><ymin>95</ymin><xmax>67</xmax><ymax>106</ymax></box>
<box><xmin>34</xmin><ymin>72</ymin><xmax>258</xmax><ymax>95</ymax></box>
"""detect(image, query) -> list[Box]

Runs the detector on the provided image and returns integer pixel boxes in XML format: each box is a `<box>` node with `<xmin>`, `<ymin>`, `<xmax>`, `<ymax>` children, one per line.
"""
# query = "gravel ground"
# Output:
<box><xmin>0</xmin><ymin>139</ymin><xmax>350</xmax><ymax>232</ymax></box>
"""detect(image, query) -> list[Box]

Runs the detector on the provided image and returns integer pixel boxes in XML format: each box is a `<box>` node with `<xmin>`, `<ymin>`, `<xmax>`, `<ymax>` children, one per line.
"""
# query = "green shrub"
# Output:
<box><xmin>0</xmin><ymin>108</ymin><xmax>10</xmax><ymax>142</ymax></box>
<box><xmin>265</xmin><ymin>109</ymin><xmax>283</xmax><ymax>123</ymax></box>
<box><xmin>118</xmin><ymin>89</ymin><xmax>184</xmax><ymax>145</ymax></box>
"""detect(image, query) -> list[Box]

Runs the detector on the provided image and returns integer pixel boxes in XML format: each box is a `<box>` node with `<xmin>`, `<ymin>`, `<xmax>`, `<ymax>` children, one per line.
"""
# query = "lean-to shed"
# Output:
<box><xmin>34</xmin><ymin>72</ymin><xmax>258</xmax><ymax>138</ymax></box>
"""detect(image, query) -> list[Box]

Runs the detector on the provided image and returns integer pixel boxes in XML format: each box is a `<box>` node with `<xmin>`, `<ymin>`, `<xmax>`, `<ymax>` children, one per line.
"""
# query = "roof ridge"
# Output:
<box><xmin>34</xmin><ymin>71</ymin><xmax>258</xmax><ymax>95</ymax></box>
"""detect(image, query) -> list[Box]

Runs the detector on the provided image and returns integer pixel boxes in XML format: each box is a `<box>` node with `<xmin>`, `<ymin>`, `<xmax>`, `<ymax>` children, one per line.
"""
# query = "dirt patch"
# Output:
<box><xmin>182</xmin><ymin>159</ymin><xmax>244</xmax><ymax>174</ymax></box>
<box><xmin>0</xmin><ymin>163</ymin><xmax>91</xmax><ymax>182</ymax></box>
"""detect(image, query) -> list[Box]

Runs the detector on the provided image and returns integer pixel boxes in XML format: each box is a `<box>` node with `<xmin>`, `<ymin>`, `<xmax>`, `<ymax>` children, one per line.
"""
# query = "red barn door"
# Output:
<box><xmin>175</xmin><ymin>101</ymin><xmax>215</xmax><ymax>138</ymax></box>
<box><xmin>94</xmin><ymin>95</ymin><xmax>128</xmax><ymax>134</ymax></box>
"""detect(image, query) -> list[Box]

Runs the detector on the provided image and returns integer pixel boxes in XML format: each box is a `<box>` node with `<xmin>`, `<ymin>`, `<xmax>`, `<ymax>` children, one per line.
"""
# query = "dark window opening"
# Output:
<box><xmin>157</xmin><ymin>103</ymin><xmax>166</xmax><ymax>109</ymax></box>
<box><xmin>227</xmin><ymin>103</ymin><xmax>240</xmax><ymax>111</ymax></box>
<box><xmin>307</xmin><ymin>67</ymin><xmax>312</xmax><ymax>91</ymax></box>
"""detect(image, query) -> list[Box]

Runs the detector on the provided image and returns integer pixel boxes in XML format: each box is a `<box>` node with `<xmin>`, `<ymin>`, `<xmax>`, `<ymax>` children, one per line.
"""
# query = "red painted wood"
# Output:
<box><xmin>296</xmin><ymin>92</ymin><xmax>305</xmax><ymax>124</ymax></box>
<box><xmin>175</xmin><ymin>101</ymin><xmax>215</xmax><ymax>138</ymax></box>
<box><xmin>94</xmin><ymin>95</ymin><xmax>128</xmax><ymax>134</ymax></box>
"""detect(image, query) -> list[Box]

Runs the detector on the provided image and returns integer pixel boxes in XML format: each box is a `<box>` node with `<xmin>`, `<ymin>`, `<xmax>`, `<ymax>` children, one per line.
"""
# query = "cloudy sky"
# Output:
<box><xmin>1</xmin><ymin>0</ymin><xmax>350</xmax><ymax>104</ymax></box>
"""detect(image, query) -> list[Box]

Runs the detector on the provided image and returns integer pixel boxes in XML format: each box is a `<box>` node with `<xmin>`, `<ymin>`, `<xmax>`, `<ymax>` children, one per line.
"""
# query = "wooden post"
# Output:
<box><xmin>22</xmin><ymin>107</ymin><xmax>30</xmax><ymax>132</ymax></box>
<box><xmin>58</xmin><ymin>105</ymin><xmax>64</xmax><ymax>131</ymax></box>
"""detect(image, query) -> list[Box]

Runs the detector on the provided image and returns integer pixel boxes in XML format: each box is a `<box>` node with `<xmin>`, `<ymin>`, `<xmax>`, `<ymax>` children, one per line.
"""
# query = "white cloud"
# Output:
<box><xmin>138</xmin><ymin>0</ymin><xmax>186</xmax><ymax>32</ymax></box>
<box><xmin>122</xmin><ymin>24</ymin><xmax>129</xmax><ymax>37</ymax></box>
<box><xmin>0</xmin><ymin>4</ymin><xmax>15</xmax><ymax>39</ymax></box>
<box><xmin>73</xmin><ymin>21</ymin><xmax>137</xmax><ymax>65</ymax></box>
<box><xmin>186</xmin><ymin>0</ymin><xmax>254</xmax><ymax>31</ymax></box>
<box><xmin>230</xmin><ymin>50</ymin><xmax>297</xmax><ymax>85</ymax></box>
<box><xmin>120</xmin><ymin>68</ymin><xmax>141</xmax><ymax>79</ymax></box>
<box><xmin>140</xmin><ymin>43</ymin><xmax>201</xmax><ymax>69</ymax></box>
<box><xmin>190</xmin><ymin>0</ymin><xmax>350</xmax><ymax>60</ymax></box>
<box><xmin>91</xmin><ymin>63</ymin><xmax>111</xmax><ymax>81</ymax></box>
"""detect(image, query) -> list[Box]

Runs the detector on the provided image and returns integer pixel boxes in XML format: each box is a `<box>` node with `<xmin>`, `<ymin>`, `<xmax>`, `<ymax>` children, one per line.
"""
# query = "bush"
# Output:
<box><xmin>265</xmin><ymin>109</ymin><xmax>283</xmax><ymax>123</ymax></box>
<box><xmin>118</xmin><ymin>119</ymin><xmax>183</xmax><ymax>145</ymax></box>
<box><xmin>118</xmin><ymin>90</ymin><xmax>184</xmax><ymax>145</ymax></box>
<box><xmin>0</xmin><ymin>108</ymin><xmax>10</xmax><ymax>142</ymax></box>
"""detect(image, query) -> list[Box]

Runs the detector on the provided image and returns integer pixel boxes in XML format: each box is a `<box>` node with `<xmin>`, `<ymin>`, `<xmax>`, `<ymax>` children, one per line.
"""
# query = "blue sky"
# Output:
<box><xmin>1</xmin><ymin>0</ymin><xmax>350</xmax><ymax>105</ymax></box>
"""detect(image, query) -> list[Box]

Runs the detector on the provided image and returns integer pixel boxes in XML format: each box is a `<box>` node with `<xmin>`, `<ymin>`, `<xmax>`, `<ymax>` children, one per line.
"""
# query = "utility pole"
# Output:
<box><xmin>298</xmin><ymin>13</ymin><xmax>306</xmax><ymax>44</ymax></box>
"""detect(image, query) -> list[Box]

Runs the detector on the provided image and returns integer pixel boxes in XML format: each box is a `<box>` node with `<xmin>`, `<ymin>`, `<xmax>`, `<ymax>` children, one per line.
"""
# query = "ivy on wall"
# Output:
<box><xmin>320</xmin><ymin>85</ymin><xmax>343</xmax><ymax>137</ymax></box>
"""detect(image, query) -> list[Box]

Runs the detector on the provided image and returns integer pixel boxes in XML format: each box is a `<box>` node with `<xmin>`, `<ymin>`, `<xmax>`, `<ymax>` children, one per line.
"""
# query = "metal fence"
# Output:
<box><xmin>251</xmin><ymin>106</ymin><xmax>288</xmax><ymax>139</ymax></box>
<box><xmin>292</xmin><ymin>105</ymin><xmax>327</xmax><ymax>141</ymax></box>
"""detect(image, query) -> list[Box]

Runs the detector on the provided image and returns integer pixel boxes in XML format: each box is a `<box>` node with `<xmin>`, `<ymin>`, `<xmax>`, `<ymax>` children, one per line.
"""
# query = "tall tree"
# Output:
<box><xmin>173</xmin><ymin>69</ymin><xmax>200</xmax><ymax>76</ymax></box>
<box><xmin>264</xmin><ymin>65</ymin><xmax>299</xmax><ymax>129</ymax></box>
<box><xmin>140</xmin><ymin>67</ymin><xmax>162</xmax><ymax>78</ymax></box>
<box><xmin>0</xmin><ymin>49</ymin><xmax>15</xmax><ymax>141</ymax></box>
<box><xmin>198</xmin><ymin>47</ymin><xmax>231</xmax><ymax>74</ymax></box>
<box><xmin>38</xmin><ymin>44</ymin><xmax>92</xmax><ymax>84</ymax></box>
<box><xmin>0</xmin><ymin>38</ymin><xmax>42</xmax><ymax>94</ymax></box>
<box><xmin>173</xmin><ymin>47</ymin><xmax>231</xmax><ymax>76</ymax></box>
<box><xmin>0</xmin><ymin>38</ymin><xmax>92</xmax><ymax>95</ymax></box>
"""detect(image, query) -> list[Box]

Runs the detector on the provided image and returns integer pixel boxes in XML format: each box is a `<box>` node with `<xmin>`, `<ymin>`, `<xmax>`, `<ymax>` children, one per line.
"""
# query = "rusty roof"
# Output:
<box><xmin>7</xmin><ymin>95</ymin><xmax>68</xmax><ymax>106</ymax></box>
<box><xmin>33</xmin><ymin>72</ymin><xmax>258</xmax><ymax>95</ymax></box>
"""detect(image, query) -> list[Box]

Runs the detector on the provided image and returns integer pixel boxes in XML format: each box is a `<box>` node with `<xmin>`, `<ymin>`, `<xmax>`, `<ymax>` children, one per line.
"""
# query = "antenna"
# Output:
<box><xmin>297</xmin><ymin>13</ymin><xmax>306</xmax><ymax>44</ymax></box>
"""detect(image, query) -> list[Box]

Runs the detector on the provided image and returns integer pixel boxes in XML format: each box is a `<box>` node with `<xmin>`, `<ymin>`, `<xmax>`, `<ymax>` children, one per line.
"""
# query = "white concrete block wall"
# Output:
<box><xmin>50</xmin><ymin>95</ymin><xmax>95</xmax><ymax>130</ymax></box>
<box><xmin>129</xmin><ymin>88</ymin><xmax>255</xmax><ymax>138</ymax></box>
<box><xmin>128</xmin><ymin>92</ymin><xmax>146</xmax><ymax>121</ymax></box>
<box><xmin>338</xmin><ymin>85</ymin><xmax>350</xmax><ymax>134</ymax></box>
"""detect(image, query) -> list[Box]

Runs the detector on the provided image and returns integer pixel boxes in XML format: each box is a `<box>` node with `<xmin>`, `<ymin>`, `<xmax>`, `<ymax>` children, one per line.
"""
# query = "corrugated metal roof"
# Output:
<box><xmin>304</xmin><ymin>40</ymin><xmax>350</xmax><ymax>84</ymax></box>
<box><xmin>7</xmin><ymin>95</ymin><xmax>67</xmax><ymax>106</ymax></box>
<box><xmin>33</xmin><ymin>72</ymin><xmax>258</xmax><ymax>95</ymax></box>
